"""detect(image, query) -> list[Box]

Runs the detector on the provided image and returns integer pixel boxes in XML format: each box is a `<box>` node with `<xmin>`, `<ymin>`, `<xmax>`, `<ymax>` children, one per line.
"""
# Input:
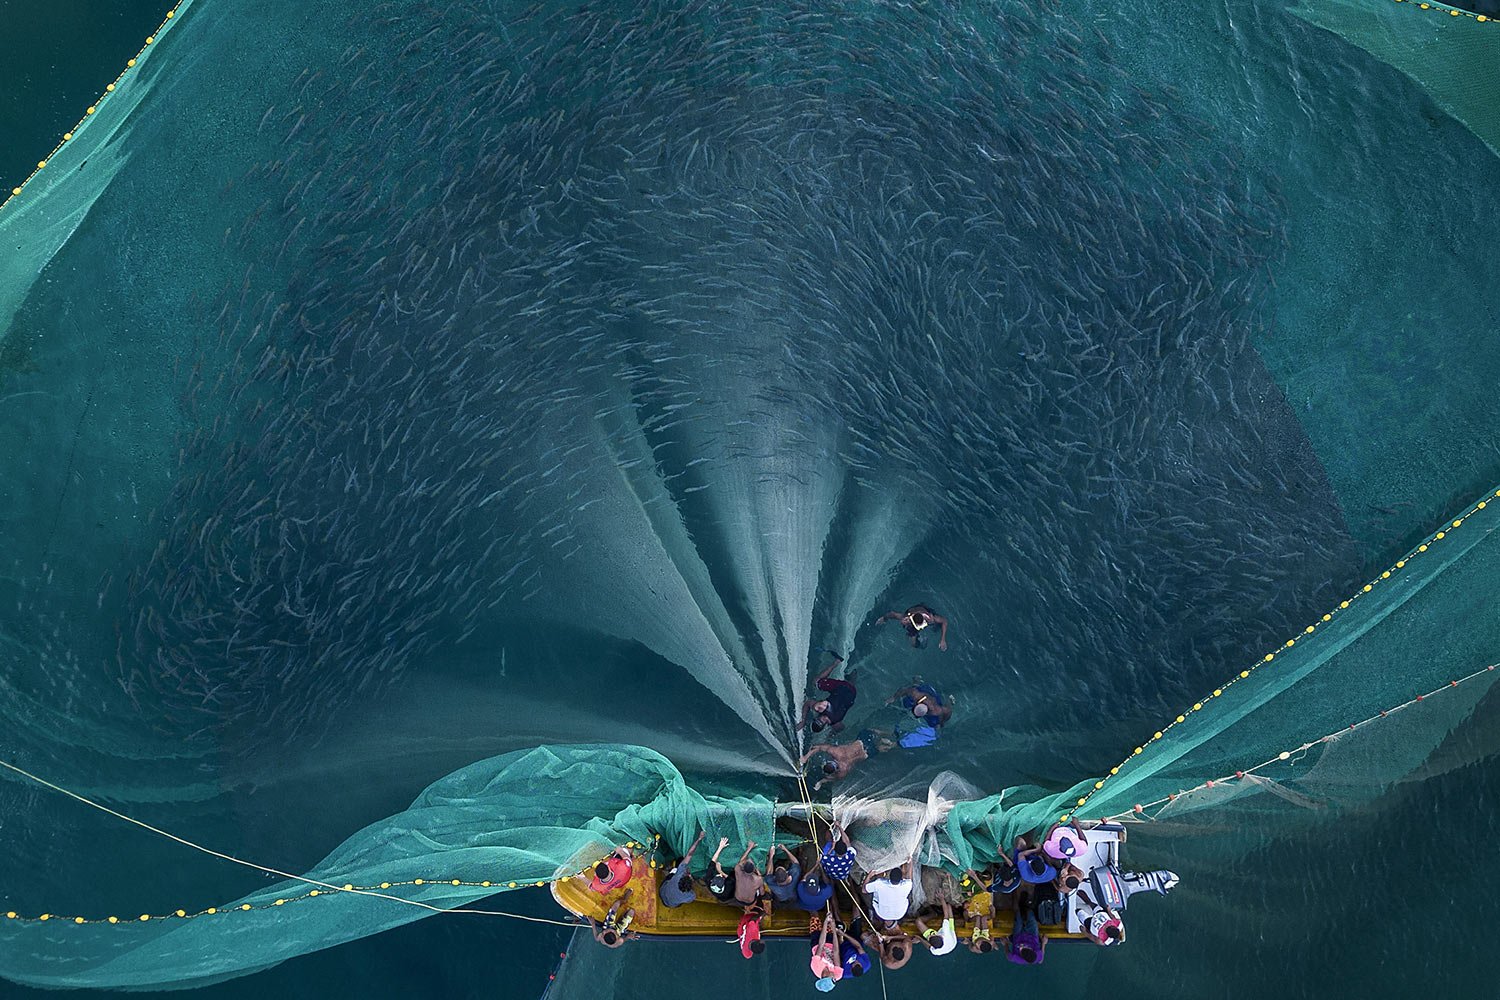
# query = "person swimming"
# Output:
<box><xmin>885</xmin><ymin>681</ymin><xmax>953</xmax><ymax>742</ymax></box>
<box><xmin>875</xmin><ymin>605</ymin><xmax>950</xmax><ymax>650</ymax></box>
<box><xmin>797</xmin><ymin>651</ymin><xmax>859</xmax><ymax>735</ymax></box>
<box><xmin>800</xmin><ymin>731</ymin><xmax>894</xmax><ymax>791</ymax></box>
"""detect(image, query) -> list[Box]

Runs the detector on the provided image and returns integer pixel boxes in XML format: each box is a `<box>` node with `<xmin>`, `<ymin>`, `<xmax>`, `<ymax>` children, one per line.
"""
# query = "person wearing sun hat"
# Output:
<box><xmin>1040</xmin><ymin>820</ymin><xmax>1089</xmax><ymax>864</ymax></box>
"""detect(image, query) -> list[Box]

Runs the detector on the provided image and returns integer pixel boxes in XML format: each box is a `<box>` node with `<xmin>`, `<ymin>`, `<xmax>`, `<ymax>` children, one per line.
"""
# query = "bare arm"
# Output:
<box><xmin>932</xmin><ymin>613</ymin><xmax>949</xmax><ymax>650</ymax></box>
<box><xmin>737</xmin><ymin>842</ymin><xmax>757</xmax><ymax>867</ymax></box>
<box><xmin>885</xmin><ymin>685</ymin><xmax>917</xmax><ymax>705</ymax></box>
<box><xmin>710</xmin><ymin>836</ymin><xmax>729</xmax><ymax>866</ymax></box>
<box><xmin>815</xmin><ymin>660</ymin><xmax>838</xmax><ymax>683</ymax></box>
<box><xmin>874</xmin><ymin>610</ymin><xmax>901</xmax><ymax>625</ymax></box>
<box><xmin>840</xmin><ymin>931</ymin><xmax>866</xmax><ymax>953</ymax></box>
<box><xmin>678</xmin><ymin>830</ymin><xmax>706</xmax><ymax>868</ymax></box>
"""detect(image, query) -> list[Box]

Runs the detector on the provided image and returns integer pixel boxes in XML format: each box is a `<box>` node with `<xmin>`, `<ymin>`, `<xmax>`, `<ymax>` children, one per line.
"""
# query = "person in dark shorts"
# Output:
<box><xmin>875</xmin><ymin>605</ymin><xmax>950</xmax><ymax>650</ymax></box>
<box><xmin>590</xmin><ymin>888</ymin><xmax>639</xmax><ymax>948</ymax></box>
<box><xmin>1006</xmin><ymin>889</ymin><xmax>1047</xmax><ymax>966</ymax></box>
<box><xmin>800</xmin><ymin>732</ymin><xmax>895</xmax><ymax>792</ymax></box>
<box><xmin>798</xmin><ymin>651</ymin><xmax>859</xmax><ymax>735</ymax></box>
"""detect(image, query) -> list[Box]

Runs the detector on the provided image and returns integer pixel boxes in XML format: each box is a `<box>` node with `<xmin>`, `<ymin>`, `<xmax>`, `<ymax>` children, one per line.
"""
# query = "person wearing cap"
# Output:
<box><xmin>587</xmin><ymin>845</ymin><xmax>634</xmax><ymax>894</ymax></box>
<box><xmin>864</xmin><ymin>860</ymin><xmax>914</xmax><ymax>929</ymax></box>
<box><xmin>819</xmin><ymin>823</ymin><xmax>858</xmax><ymax>881</ymax></box>
<box><xmin>875</xmin><ymin>605</ymin><xmax>950</xmax><ymax>650</ymax></box>
<box><xmin>659</xmin><ymin>830</ymin><xmax>705</xmax><ymax>909</ymax></box>
<box><xmin>1075</xmin><ymin>887</ymin><xmax>1126</xmax><ymax>947</ymax></box>
<box><xmin>589</xmin><ymin>888</ymin><xmax>638</xmax><ymax>948</ymax></box>
<box><xmin>706</xmin><ymin>837</ymin><xmax>738</xmax><ymax>903</ymax></box>
<box><xmin>810</xmin><ymin>911</ymin><xmax>845</xmax><ymax>991</ymax></box>
<box><xmin>915</xmin><ymin>899</ymin><xmax>959</xmax><ymax>956</ymax></box>
<box><xmin>733</xmin><ymin>840</ymin><xmax>767</xmax><ymax>905</ymax></box>
<box><xmin>797</xmin><ymin>651</ymin><xmax>860</xmax><ymax>735</ymax></box>
<box><xmin>796</xmin><ymin>863</ymin><xmax>835</xmax><ymax>912</ymax></box>
<box><xmin>737</xmin><ymin>897</ymin><xmax>768</xmax><ymax>958</ymax></box>
<box><xmin>1040</xmin><ymin>820</ymin><xmax>1089</xmax><ymax>865</ymax></box>
<box><xmin>767</xmin><ymin>844</ymin><xmax>802</xmax><ymax>905</ymax></box>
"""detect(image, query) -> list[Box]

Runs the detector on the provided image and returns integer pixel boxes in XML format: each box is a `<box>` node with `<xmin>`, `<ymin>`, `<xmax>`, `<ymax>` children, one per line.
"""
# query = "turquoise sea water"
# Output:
<box><xmin>2</xmin><ymin>0</ymin><xmax>1499</xmax><ymax>996</ymax></box>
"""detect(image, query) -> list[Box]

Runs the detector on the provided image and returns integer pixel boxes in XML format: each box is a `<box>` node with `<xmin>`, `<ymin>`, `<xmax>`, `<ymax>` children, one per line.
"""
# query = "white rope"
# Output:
<box><xmin>0</xmin><ymin>756</ymin><xmax>579</xmax><ymax>927</ymax></box>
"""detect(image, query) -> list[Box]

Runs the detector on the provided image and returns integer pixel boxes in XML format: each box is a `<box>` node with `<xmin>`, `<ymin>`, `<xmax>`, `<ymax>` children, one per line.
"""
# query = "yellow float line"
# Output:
<box><xmin>0</xmin><ymin>767</ymin><xmax>664</xmax><ymax>932</ymax></box>
<box><xmin>1061</xmin><ymin>485</ymin><xmax>1500</xmax><ymax>823</ymax></box>
<box><xmin>1</xmin><ymin>7</ymin><xmax>181</xmax><ymax>213</ymax></box>
<box><xmin>1392</xmin><ymin>0</ymin><xmax>1497</xmax><ymax>22</ymax></box>
<box><xmin>3</xmin><ymin>0</ymin><xmax>1491</xmax><ymax>213</ymax></box>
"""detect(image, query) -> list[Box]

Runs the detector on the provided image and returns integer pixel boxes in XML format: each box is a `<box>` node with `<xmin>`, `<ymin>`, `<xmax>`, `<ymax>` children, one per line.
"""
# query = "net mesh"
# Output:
<box><xmin>2</xmin><ymin>0</ymin><xmax>1500</xmax><ymax>993</ymax></box>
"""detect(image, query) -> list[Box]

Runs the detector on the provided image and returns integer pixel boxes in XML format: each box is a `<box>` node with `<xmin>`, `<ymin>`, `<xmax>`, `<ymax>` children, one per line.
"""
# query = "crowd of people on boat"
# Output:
<box><xmin>585</xmin><ymin>817</ymin><xmax>1178</xmax><ymax>987</ymax></box>
<box><xmin>582</xmin><ymin>601</ymin><xmax>1177</xmax><ymax>983</ymax></box>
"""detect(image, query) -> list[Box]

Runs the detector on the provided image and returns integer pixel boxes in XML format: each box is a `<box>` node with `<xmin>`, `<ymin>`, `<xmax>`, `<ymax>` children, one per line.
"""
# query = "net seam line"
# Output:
<box><xmin>1100</xmin><ymin>659</ymin><xmax>1500</xmax><ymax>822</ymax></box>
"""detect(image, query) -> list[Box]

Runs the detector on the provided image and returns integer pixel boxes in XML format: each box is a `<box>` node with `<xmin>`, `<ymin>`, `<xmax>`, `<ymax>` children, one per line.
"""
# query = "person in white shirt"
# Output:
<box><xmin>864</xmin><ymin>860</ymin><xmax>915</xmax><ymax>929</ymax></box>
<box><xmin>917</xmin><ymin>899</ymin><xmax>959</xmax><ymax>956</ymax></box>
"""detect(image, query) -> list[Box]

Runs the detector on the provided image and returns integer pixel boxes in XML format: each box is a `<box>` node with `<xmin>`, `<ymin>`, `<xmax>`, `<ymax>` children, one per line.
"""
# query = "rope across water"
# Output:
<box><xmin>0</xmin><ymin>755</ymin><xmax>579</xmax><ymax>928</ymax></box>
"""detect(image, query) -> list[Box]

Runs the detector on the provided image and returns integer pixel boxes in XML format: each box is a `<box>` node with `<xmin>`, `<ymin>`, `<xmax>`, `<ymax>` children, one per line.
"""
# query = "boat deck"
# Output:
<box><xmin>552</xmin><ymin>855</ymin><xmax>1091</xmax><ymax>942</ymax></box>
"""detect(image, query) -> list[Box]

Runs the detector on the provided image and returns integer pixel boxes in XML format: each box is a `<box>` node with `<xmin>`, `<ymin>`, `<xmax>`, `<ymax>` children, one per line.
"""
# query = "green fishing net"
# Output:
<box><xmin>2</xmin><ymin>0</ymin><xmax>1500</xmax><ymax>994</ymax></box>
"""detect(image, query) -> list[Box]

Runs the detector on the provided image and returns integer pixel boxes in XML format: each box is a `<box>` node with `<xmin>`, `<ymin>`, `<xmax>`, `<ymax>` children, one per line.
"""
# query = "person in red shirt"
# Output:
<box><xmin>738</xmin><ymin>897</ymin><xmax>768</xmax><ymax>958</ymax></box>
<box><xmin>587</xmin><ymin>846</ymin><xmax>634</xmax><ymax>894</ymax></box>
<box><xmin>797</xmin><ymin>652</ymin><xmax>859</xmax><ymax>734</ymax></box>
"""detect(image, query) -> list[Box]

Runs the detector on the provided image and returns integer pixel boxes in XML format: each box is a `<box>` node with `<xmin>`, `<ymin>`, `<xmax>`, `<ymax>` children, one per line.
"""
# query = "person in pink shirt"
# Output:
<box><xmin>810</xmin><ymin>910</ymin><xmax>845</xmax><ymax>991</ymax></box>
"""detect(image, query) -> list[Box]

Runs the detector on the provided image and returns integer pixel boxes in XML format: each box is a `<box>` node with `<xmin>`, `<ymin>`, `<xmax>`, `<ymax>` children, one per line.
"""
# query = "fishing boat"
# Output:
<box><xmin>553</xmin><ymin>821</ymin><xmax>1127</xmax><ymax>942</ymax></box>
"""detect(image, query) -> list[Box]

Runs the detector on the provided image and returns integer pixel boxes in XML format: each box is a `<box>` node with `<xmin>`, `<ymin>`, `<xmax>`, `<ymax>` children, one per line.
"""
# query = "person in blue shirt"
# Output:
<box><xmin>820</xmin><ymin>823</ymin><xmax>858</xmax><ymax>881</ymax></box>
<box><xmin>767</xmin><ymin>844</ymin><xmax>803</xmax><ymax>905</ymax></box>
<box><xmin>796</xmin><ymin>861</ymin><xmax>835</xmax><ymax>912</ymax></box>
<box><xmin>838</xmin><ymin>929</ymin><xmax>872</xmax><ymax>979</ymax></box>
